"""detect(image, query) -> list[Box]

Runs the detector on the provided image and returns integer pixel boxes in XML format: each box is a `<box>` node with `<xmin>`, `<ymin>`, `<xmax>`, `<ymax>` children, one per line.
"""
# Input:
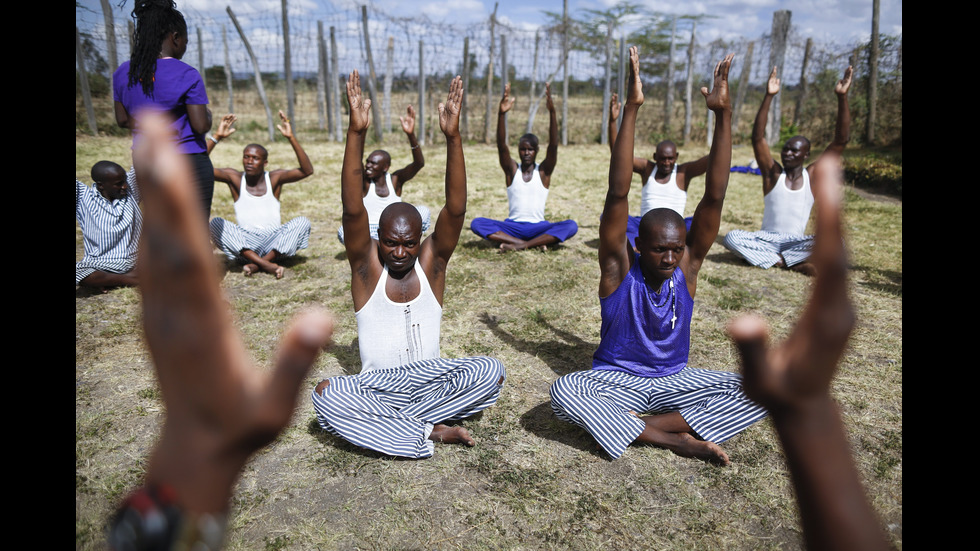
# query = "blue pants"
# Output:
<box><xmin>312</xmin><ymin>356</ymin><xmax>506</xmax><ymax>458</ymax></box>
<box><xmin>470</xmin><ymin>218</ymin><xmax>578</xmax><ymax>243</ymax></box>
<box><xmin>550</xmin><ymin>367</ymin><xmax>767</xmax><ymax>459</ymax></box>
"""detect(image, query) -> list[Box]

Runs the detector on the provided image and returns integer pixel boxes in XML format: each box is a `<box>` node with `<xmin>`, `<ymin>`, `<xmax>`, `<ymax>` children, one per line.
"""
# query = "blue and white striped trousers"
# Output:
<box><xmin>209</xmin><ymin>216</ymin><xmax>311</xmax><ymax>261</ymax></box>
<box><xmin>723</xmin><ymin>229</ymin><xmax>814</xmax><ymax>268</ymax></box>
<box><xmin>311</xmin><ymin>356</ymin><xmax>505</xmax><ymax>458</ymax></box>
<box><xmin>550</xmin><ymin>367</ymin><xmax>767</xmax><ymax>459</ymax></box>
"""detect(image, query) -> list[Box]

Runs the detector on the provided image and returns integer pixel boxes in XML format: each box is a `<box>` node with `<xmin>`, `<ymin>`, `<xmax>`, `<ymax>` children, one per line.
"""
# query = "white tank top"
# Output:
<box><xmin>507</xmin><ymin>163</ymin><xmax>548</xmax><ymax>223</ymax></box>
<box><xmin>234</xmin><ymin>172</ymin><xmax>281</xmax><ymax>230</ymax></box>
<box><xmin>761</xmin><ymin>170</ymin><xmax>814</xmax><ymax>235</ymax></box>
<box><xmin>362</xmin><ymin>173</ymin><xmax>402</xmax><ymax>226</ymax></box>
<box><xmin>641</xmin><ymin>165</ymin><xmax>687</xmax><ymax>217</ymax></box>
<box><xmin>354</xmin><ymin>261</ymin><xmax>442</xmax><ymax>372</ymax></box>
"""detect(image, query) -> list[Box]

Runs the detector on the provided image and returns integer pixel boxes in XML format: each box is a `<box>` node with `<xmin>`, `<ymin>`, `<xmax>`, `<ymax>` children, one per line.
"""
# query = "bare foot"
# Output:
<box><xmin>670</xmin><ymin>433</ymin><xmax>730</xmax><ymax>466</ymax></box>
<box><xmin>274</xmin><ymin>265</ymin><xmax>285</xmax><ymax>279</ymax></box>
<box><xmin>429</xmin><ymin>424</ymin><xmax>475</xmax><ymax>446</ymax></box>
<box><xmin>498</xmin><ymin>242</ymin><xmax>525</xmax><ymax>253</ymax></box>
<box><xmin>243</xmin><ymin>263</ymin><xmax>258</xmax><ymax>276</ymax></box>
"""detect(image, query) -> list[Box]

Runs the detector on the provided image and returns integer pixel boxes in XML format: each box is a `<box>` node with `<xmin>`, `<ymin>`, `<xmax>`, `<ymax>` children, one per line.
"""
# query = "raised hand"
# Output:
<box><xmin>766</xmin><ymin>65</ymin><xmax>781</xmax><ymax>96</ymax></box>
<box><xmin>276</xmin><ymin>109</ymin><xmax>293</xmax><ymax>139</ymax></box>
<box><xmin>545</xmin><ymin>82</ymin><xmax>554</xmax><ymax>112</ymax></box>
<box><xmin>400</xmin><ymin>105</ymin><xmax>417</xmax><ymax>135</ymax></box>
<box><xmin>439</xmin><ymin>75</ymin><xmax>464</xmax><ymax>137</ymax></box>
<box><xmin>609</xmin><ymin>93</ymin><xmax>620</xmax><ymax>121</ymax></box>
<box><xmin>835</xmin><ymin>65</ymin><xmax>853</xmax><ymax>96</ymax></box>
<box><xmin>728</xmin><ymin>152</ymin><xmax>852</xmax><ymax>413</ymax></box>
<box><xmin>215</xmin><ymin>113</ymin><xmax>237</xmax><ymax>140</ymax></box>
<box><xmin>346</xmin><ymin>69</ymin><xmax>372</xmax><ymax>133</ymax></box>
<box><xmin>625</xmin><ymin>46</ymin><xmax>643</xmax><ymax>106</ymax></box>
<box><xmin>133</xmin><ymin>111</ymin><xmax>336</xmax><ymax>515</ymax></box>
<box><xmin>702</xmin><ymin>53</ymin><xmax>734</xmax><ymax>113</ymax></box>
<box><xmin>499</xmin><ymin>81</ymin><xmax>515</xmax><ymax>114</ymax></box>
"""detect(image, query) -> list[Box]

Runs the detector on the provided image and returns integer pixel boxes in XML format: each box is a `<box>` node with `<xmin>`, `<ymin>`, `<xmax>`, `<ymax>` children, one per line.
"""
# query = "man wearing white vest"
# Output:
<box><xmin>207</xmin><ymin>110</ymin><xmax>313</xmax><ymax>279</ymax></box>
<box><xmin>336</xmin><ymin>104</ymin><xmax>430</xmax><ymax>243</ymax></box>
<box><xmin>723</xmin><ymin>65</ymin><xmax>852</xmax><ymax>276</ymax></box>
<box><xmin>607</xmin><ymin>93</ymin><xmax>710</xmax><ymax>247</ymax></box>
<box><xmin>312</xmin><ymin>71</ymin><xmax>505</xmax><ymax>459</ymax></box>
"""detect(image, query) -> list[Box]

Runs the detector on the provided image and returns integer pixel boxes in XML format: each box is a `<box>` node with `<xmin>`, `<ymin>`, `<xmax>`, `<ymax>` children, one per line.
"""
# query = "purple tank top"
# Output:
<box><xmin>592</xmin><ymin>255</ymin><xmax>692</xmax><ymax>377</ymax></box>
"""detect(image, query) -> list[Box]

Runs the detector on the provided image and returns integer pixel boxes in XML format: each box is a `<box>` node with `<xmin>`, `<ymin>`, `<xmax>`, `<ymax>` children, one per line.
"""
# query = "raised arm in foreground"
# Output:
<box><xmin>110</xmin><ymin>111</ymin><xmax>333</xmax><ymax>548</ymax></box>
<box><xmin>728</xmin><ymin>153</ymin><xmax>887</xmax><ymax>551</ymax></box>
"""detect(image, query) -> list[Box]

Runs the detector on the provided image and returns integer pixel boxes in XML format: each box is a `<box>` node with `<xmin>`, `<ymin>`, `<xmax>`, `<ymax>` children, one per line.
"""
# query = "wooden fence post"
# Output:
<box><xmin>76</xmin><ymin>26</ymin><xmax>98</xmax><ymax>136</ymax></box>
<box><xmin>227</xmin><ymin>6</ymin><xmax>275</xmax><ymax>140</ymax></box>
<box><xmin>767</xmin><ymin>10</ymin><xmax>791</xmax><ymax>144</ymax></box>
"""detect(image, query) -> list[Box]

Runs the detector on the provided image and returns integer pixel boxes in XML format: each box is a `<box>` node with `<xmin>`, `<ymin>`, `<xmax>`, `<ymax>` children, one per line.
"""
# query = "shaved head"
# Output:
<box><xmin>519</xmin><ymin>133</ymin><xmax>539</xmax><ymax>150</ymax></box>
<box><xmin>379</xmin><ymin>203</ymin><xmax>423</xmax><ymax>238</ymax></box>
<box><xmin>638</xmin><ymin>208</ymin><xmax>685</xmax><ymax>242</ymax></box>
<box><xmin>91</xmin><ymin>160</ymin><xmax>125</xmax><ymax>183</ymax></box>
<box><xmin>655</xmin><ymin>140</ymin><xmax>677</xmax><ymax>156</ymax></box>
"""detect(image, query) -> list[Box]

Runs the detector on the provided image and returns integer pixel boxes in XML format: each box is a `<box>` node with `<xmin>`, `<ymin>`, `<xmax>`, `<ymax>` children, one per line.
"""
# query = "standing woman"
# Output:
<box><xmin>113</xmin><ymin>0</ymin><xmax>214</xmax><ymax>217</ymax></box>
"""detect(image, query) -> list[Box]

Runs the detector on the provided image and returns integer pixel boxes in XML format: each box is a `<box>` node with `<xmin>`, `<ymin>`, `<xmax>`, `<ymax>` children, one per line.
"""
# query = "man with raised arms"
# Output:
<box><xmin>550</xmin><ymin>48</ymin><xmax>767</xmax><ymax>464</ymax></box>
<box><xmin>470</xmin><ymin>82</ymin><xmax>578</xmax><ymax>251</ymax></box>
<box><xmin>311</xmin><ymin>72</ymin><xmax>505</xmax><ymax>459</ymax></box>
<box><xmin>607</xmin><ymin>93</ymin><xmax>710</xmax><ymax>245</ymax></box>
<box><xmin>723</xmin><ymin>65</ymin><xmax>852</xmax><ymax>275</ymax></box>
<box><xmin>207</xmin><ymin>110</ymin><xmax>314</xmax><ymax>279</ymax></box>
<box><xmin>76</xmin><ymin>161</ymin><xmax>141</xmax><ymax>290</ymax></box>
<box><xmin>337</xmin><ymin>104</ymin><xmax>431</xmax><ymax>243</ymax></box>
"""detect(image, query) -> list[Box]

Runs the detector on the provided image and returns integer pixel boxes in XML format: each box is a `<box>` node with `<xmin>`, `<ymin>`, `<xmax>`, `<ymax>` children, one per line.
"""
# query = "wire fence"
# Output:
<box><xmin>76</xmin><ymin>2</ymin><xmax>902</xmax><ymax>146</ymax></box>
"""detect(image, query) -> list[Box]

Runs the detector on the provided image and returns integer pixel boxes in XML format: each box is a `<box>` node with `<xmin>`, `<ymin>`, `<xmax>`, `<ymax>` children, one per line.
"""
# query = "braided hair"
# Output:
<box><xmin>127</xmin><ymin>0</ymin><xmax>187</xmax><ymax>98</ymax></box>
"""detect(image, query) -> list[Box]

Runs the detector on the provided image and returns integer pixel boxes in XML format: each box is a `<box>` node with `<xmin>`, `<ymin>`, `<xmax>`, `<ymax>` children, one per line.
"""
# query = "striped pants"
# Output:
<box><xmin>723</xmin><ymin>229</ymin><xmax>814</xmax><ymax>268</ymax></box>
<box><xmin>311</xmin><ymin>356</ymin><xmax>505</xmax><ymax>458</ymax></box>
<box><xmin>209</xmin><ymin>216</ymin><xmax>311</xmax><ymax>261</ymax></box>
<box><xmin>550</xmin><ymin>368</ymin><xmax>767</xmax><ymax>459</ymax></box>
<box><xmin>337</xmin><ymin>205</ymin><xmax>431</xmax><ymax>243</ymax></box>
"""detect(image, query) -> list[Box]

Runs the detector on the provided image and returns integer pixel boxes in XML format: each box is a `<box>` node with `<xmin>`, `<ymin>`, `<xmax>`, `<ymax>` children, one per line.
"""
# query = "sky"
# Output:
<box><xmin>79</xmin><ymin>0</ymin><xmax>901</xmax><ymax>46</ymax></box>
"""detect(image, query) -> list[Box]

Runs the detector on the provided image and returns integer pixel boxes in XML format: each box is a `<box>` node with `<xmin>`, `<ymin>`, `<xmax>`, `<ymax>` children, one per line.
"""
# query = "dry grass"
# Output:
<box><xmin>76</xmin><ymin>131</ymin><xmax>901</xmax><ymax>550</ymax></box>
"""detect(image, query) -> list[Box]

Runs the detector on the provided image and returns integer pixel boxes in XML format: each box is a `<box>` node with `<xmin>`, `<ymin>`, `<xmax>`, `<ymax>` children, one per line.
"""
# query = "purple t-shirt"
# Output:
<box><xmin>113</xmin><ymin>58</ymin><xmax>209</xmax><ymax>154</ymax></box>
<box><xmin>592</xmin><ymin>256</ymin><xmax>693</xmax><ymax>378</ymax></box>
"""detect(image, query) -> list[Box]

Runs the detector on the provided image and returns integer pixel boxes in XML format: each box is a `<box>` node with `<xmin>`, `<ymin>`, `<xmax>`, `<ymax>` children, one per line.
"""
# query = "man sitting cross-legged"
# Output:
<box><xmin>723</xmin><ymin>65</ymin><xmax>852</xmax><ymax>276</ymax></box>
<box><xmin>608</xmin><ymin>93</ymin><xmax>710</xmax><ymax>245</ymax></box>
<box><xmin>76</xmin><ymin>161</ymin><xmax>141</xmax><ymax>290</ymax></box>
<box><xmin>337</xmin><ymin>104</ymin><xmax>431</xmax><ymax>243</ymax></box>
<box><xmin>311</xmin><ymin>71</ymin><xmax>506</xmax><ymax>459</ymax></box>
<box><xmin>208</xmin><ymin>110</ymin><xmax>313</xmax><ymax>279</ymax></box>
<box><xmin>470</xmin><ymin>82</ymin><xmax>578</xmax><ymax>252</ymax></box>
<box><xmin>550</xmin><ymin>48</ymin><xmax>767</xmax><ymax>464</ymax></box>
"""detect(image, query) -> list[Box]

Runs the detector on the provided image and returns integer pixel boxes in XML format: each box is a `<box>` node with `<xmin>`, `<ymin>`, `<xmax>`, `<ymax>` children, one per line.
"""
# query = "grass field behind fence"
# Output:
<box><xmin>76</xmin><ymin>124</ymin><xmax>901</xmax><ymax>549</ymax></box>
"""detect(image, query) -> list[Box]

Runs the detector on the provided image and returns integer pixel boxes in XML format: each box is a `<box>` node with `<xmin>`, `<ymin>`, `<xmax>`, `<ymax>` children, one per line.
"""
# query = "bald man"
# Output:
<box><xmin>76</xmin><ymin>161</ymin><xmax>141</xmax><ymax>289</ymax></box>
<box><xmin>723</xmin><ymin>65</ymin><xmax>852</xmax><ymax>276</ymax></box>
<box><xmin>311</xmin><ymin>71</ymin><xmax>505</xmax><ymax>459</ymax></box>
<box><xmin>550</xmin><ymin>48</ymin><xmax>766</xmax><ymax>464</ymax></box>
<box><xmin>608</xmin><ymin>94</ymin><xmax>710</xmax><ymax>246</ymax></box>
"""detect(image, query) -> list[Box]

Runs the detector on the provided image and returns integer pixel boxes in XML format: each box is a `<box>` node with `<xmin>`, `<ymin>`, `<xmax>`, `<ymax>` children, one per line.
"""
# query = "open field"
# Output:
<box><xmin>76</xmin><ymin>132</ymin><xmax>901</xmax><ymax>550</ymax></box>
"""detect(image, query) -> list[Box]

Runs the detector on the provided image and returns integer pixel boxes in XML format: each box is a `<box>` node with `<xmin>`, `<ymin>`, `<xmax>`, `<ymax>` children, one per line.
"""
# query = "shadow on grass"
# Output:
<box><xmin>478</xmin><ymin>312</ymin><xmax>595</xmax><ymax>376</ymax></box>
<box><xmin>330</xmin><ymin>338</ymin><xmax>364</xmax><ymax>375</ymax></box>
<box><xmin>853</xmin><ymin>264</ymin><xmax>902</xmax><ymax>297</ymax></box>
<box><xmin>519</xmin><ymin>401</ymin><xmax>608</xmax><ymax>459</ymax></box>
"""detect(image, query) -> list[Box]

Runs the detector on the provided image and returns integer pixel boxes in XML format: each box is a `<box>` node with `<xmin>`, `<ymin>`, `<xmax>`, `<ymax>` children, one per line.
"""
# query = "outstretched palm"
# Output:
<box><xmin>439</xmin><ymin>76</ymin><xmax>463</xmax><ymax>136</ymax></box>
<box><xmin>766</xmin><ymin>65</ymin><xmax>781</xmax><ymax>95</ymax></box>
<box><xmin>625</xmin><ymin>46</ymin><xmax>643</xmax><ymax>106</ymax></box>
<box><xmin>702</xmin><ymin>53</ymin><xmax>734</xmax><ymax>113</ymax></box>
<box><xmin>346</xmin><ymin>70</ymin><xmax>372</xmax><ymax>133</ymax></box>
<box><xmin>400</xmin><ymin>105</ymin><xmax>417</xmax><ymax>135</ymax></box>
<box><xmin>835</xmin><ymin>66</ymin><xmax>853</xmax><ymax>96</ymax></box>
<box><xmin>499</xmin><ymin>82</ymin><xmax>515</xmax><ymax>113</ymax></box>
